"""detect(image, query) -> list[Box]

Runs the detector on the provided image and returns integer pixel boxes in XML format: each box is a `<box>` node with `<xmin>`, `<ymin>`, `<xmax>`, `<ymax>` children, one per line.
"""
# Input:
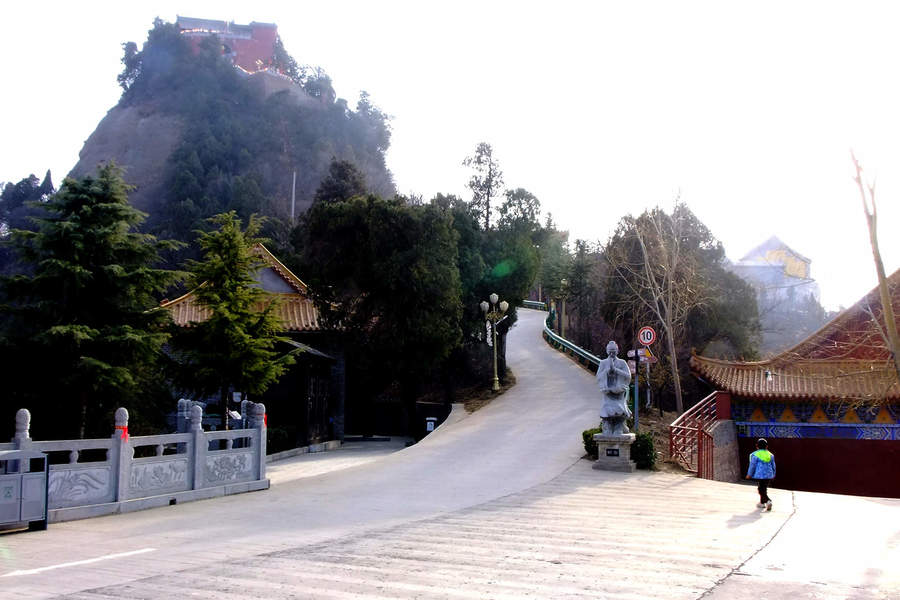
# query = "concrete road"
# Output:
<box><xmin>0</xmin><ymin>309</ymin><xmax>897</xmax><ymax>599</ymax></box>
<box><xmin>705</xmin><ymin>490</ymin><xmax>899</xmax><ymax>599</ymax></box>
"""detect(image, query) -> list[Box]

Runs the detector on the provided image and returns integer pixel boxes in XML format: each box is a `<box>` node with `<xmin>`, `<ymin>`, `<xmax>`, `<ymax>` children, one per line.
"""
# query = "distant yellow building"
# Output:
<box><xmin>739</xmin><ymin>236</ymin><xmax>811</xmax><ymax>277</ymax></box>
<box><xmin>730</xmin><ymin>236</ymin><xmax>824</xmax><ymax>354</ymax></box>
<box><xmin>732</xmin><ymin>236</ymin><xmax>819</xmax><ymax>304</ymax></box>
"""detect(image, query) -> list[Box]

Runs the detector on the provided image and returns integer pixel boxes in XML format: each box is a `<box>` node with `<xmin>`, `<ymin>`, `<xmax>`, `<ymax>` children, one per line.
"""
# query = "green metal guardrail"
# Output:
<box><xmin>522</xmin><ymin>300</ymin><xmax>548</xmax><ymax>311</ymax></box>
<box><xmin>522</xmin><ymin>298</ymin><xmax>599</xmax><ymax>370</ymax></box>
<box><xmin>542</xmin><ymin>324</ymin><xmax>602</xmax><ymax>371</ymax></box>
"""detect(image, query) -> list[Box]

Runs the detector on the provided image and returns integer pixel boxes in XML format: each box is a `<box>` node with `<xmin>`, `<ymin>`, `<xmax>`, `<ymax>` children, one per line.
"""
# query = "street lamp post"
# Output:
<box><xmin>558</xmin><ymin>278</ymin><xmax>569</xmax><ymax>338</ymax></box>
<box><xmin>480</xmin><ymin>293</ymin><xmax>509</xmax><ymax>391</ymax></box>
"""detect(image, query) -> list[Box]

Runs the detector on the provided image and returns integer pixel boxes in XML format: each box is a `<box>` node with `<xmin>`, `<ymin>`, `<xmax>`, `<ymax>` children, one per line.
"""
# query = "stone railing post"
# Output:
<box><xmin>237</xmin><ymin>399</ymin><xmax>251</xmax><ymax>449</ymax></box>
<box><xmin>113</xmin><ymin>407</ymin><xmax>131</xmax><ymax>501</ymax></box>
<box><xmin>175</xmin><ymin>399</ymin><xmax>190</xmax><ymax>454</ymax></box>
<box><xmin>176</xmin><ymin>398</ymin><xmax>191</xmax><ymax>433</ymax></box>
<box><xmin>240</xmin><ymin>399</ymin><xmax>250</xmax><ymax>428</ymax></box>
<box><xmin>250</xmin><ymin>402</ymin><xmax>267</xmax><ymax>480</ymax></box>
<box><xmin>191</xmin><ymin>404</ymin><xmax>205</xmax><ymax>490</ymax></box>
<box><xmin>14</xmin><ymin>408</ymin><xmax>32</xmax><ymax>449</ymax></box>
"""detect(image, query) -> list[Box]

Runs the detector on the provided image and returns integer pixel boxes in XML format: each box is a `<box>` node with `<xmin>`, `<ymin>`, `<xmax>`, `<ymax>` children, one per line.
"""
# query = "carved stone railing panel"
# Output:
<box><xmin>48</xmin><ymin>466</ymin><xmax>114</xmax><ymax>508</ymax></box>
<box><xmin>129</xmin><ymin>458</ymin><xmax>190</xmax><ymax>496</ymax></box>
<box><xmin>205</xmin><ymin>451</ymin><xmax>254</xmax><ymax>484</ymax></box>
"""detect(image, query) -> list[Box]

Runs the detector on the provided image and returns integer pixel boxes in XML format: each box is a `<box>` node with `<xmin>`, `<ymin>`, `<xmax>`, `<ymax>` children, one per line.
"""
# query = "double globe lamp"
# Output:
<box><xmin>480</xmin><ymin>293</ymin><xmax>509</xmax><ymax>391</ymax></box>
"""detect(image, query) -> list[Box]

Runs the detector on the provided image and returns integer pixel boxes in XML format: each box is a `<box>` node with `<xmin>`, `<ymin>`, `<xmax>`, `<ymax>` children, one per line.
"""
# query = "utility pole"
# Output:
<box><xmin>291</xmin><ymin>170</ymin><xmax>297</xmax><ymax>224</ymax></box>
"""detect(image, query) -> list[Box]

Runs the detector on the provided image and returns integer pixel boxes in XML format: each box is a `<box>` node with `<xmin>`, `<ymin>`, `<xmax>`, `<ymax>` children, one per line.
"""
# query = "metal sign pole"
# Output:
<box><xmin>645</xmin><ymin>356</ymin><xmax>651</xmax><ymax>409</ymax></box>
<box><xmin>633</xmin><ymin>342</ymin><xmax>639</xmax><ymax>434</ymax></box>
<box><xmin>636</xmin><ymin>326</ymin><xmax>658</xmax><ymax>417</ymax></box>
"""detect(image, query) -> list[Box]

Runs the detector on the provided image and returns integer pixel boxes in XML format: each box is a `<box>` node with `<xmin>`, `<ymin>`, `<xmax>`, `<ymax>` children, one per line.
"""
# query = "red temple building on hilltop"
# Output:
<box><xmin>177</xmin><ymin>16</ymin><xmax>278</xmax><ymax>73</ymax></box>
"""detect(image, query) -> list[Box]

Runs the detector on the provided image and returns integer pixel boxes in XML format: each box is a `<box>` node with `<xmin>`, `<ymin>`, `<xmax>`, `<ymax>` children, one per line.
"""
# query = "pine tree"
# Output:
<box><xmin>313</xmin><ymin>159</ymin><xmax>368</xmax><ymax>204</ymax></box>
<box><xmin>463</xmin><ymin>143</ymin><xmax>504</xmax><ymax>230</ymax></box>
<box><xmin>171</xmin><ymin>212</ymin><xmax>294</xmax><ymax>423</ymax></box>
<box><xmin>0</xmin><ymin>163</ymin><xmax>184</xmax><ymax>438</ymax></box>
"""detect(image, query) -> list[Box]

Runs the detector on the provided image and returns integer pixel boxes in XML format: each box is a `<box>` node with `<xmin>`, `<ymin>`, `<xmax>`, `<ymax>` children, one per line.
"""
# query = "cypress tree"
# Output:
<box><xmin>170</xmin><ymin>212</ymin><xmax>294</xmax><ymax>423</ymax></box>
<box><xmin>1</xmin><ymin>163</ymin><xmax>184</xmax><ymax>438</ymax></box>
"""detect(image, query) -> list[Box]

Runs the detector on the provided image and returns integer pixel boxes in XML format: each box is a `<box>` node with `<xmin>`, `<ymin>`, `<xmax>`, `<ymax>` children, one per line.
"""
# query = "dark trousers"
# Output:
<box><xmin>756</xmin><ymin>479</ymin><xmax>771</xmax><ymax>503</ymax></box>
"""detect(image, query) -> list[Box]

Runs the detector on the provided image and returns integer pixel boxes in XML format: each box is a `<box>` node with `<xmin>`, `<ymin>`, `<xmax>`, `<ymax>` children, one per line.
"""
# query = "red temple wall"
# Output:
<box><xmin>229</xmin><ymin>27</ymin><xmax>277</xmax><ymax>72</ymax></box>
<box><xmin>182</xmin><ymin>25</ymin><xmax>277</xmax><ymax>73</ymax></box>
<box><xmin>738</xmin><ymin>436</ymin><xmax>900</xmax><ymax>498</ymax></box>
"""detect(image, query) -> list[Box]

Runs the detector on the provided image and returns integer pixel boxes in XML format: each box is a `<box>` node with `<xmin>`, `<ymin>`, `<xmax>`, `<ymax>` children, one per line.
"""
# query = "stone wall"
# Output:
<box><xmin>708</xmin><ymin>419</ymin><xmax>740</xmax><ymax>482</ymax></box>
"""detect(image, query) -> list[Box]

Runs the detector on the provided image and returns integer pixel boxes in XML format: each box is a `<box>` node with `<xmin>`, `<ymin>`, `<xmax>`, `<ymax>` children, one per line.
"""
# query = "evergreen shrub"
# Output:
<box><xmin>582</xmin><ymin>427</ymin><xmax>602</xmax><ymax>459</ymax></box>
<box><xmin>631</xmin><ymin>432</ymin><xmax>656</xmax><ymax>469</ymax></box>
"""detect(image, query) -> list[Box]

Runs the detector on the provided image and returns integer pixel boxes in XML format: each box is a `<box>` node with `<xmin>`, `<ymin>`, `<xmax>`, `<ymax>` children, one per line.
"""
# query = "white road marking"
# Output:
<box><xmin>1</xmin><ymin>547</ymin><xmax>156</xmax><ymax>577</ymax></box>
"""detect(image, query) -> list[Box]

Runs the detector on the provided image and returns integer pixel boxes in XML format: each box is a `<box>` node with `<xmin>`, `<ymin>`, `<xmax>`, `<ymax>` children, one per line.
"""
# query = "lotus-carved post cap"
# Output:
<box><xmin>14</xmin><ymin>408</ymin><xmax>31</xmax><ymax>440</ymax></box>
<box><xmin>250</xmin><ymin>402</ymin><xmax>266</xmax><ymax>428</ymax></box>
<box><xmin>190</xmin><ymin>404</ymin><xmax>203</xmax><ymax>430</ymax></box>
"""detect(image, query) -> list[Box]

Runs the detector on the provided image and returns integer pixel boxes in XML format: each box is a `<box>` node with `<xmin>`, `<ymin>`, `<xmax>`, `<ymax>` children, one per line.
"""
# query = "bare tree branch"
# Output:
<box><xmin>851</xmin><ymin>151</ymin><xmax>900</xmax><ymax>384</ymax></box>
<box><xmin>605</xmin><ymin>205</ymin><xmax>714</xmax><ymax>413</ymax></box>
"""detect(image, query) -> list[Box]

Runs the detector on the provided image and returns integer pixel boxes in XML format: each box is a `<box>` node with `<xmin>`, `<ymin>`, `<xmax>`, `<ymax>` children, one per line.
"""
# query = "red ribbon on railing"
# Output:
<box><xmin>115</xmin><ymin>425</ymin><xmax>129</xmax><ymax>442</ymax></box>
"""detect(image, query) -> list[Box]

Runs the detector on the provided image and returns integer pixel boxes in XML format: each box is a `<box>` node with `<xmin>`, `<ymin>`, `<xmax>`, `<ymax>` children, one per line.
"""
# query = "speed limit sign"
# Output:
<box><xmin>638</xmin><ymin>326</ymin><xmax>657</xmax><ymax>345</ymax></box>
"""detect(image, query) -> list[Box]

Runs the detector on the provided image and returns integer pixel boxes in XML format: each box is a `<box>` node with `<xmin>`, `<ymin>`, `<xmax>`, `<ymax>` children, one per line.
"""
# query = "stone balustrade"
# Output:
<box><xmin>3</xmin><ymin>404</ymin><xmax>268</xmax><ymax>522</ymax></box>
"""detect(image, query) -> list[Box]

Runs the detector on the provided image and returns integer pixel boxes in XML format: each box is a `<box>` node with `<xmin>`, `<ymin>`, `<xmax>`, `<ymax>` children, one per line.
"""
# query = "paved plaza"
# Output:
<box><xmin>1</xmin><ymin>309</ymin><xmax>897</xmax><ymax>599</ymax></box>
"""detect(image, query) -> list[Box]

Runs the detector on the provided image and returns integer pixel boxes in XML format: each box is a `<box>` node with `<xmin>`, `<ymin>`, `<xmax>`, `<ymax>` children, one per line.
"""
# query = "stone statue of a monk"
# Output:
<box><xmin>595</xmin><ymin>340</ymin><xmax>632</xmax><ymax>435</ymax></box>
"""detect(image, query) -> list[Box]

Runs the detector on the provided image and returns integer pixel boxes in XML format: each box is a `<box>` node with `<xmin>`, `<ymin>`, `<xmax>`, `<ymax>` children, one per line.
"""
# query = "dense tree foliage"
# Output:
<box><xmin>270</xmin><ymin>35</ymin><xmax>307</xmax><ymax>86</ymax></box>
<box><xmin>459</xmin><ymin>148</ymin><xmax>540</xmax><ymax>330</ymax></box>
<box><xmin>296</xmin><ymin>194</ymin><xmax>463</xmax><ymax>428</ymax></box>
<box><xmin>0</xmin><ymin>164</ymin><xmax>183</xmax><ymax>438</ymax></box>
<box><xmin>498</xmin><ymin>188</ymin><xmax>541</xmax><ymax>234</ymax></box>
<box><xmin>313</xmin><ymin>159</ymin><xmax>368</xmax><ymax>204</ymax></box>
<box><xmin>168</xmin><ymin>212</ymin><xmax>294</xmax><ymax>416</ymax></box>
<box><xmin>563</xmin><ymin>240</ymin><xmax>606</xmax><ymax>350</ymax></box>
<box><xmin>0</xmin><ymin>170</ymin><xmax>54</xmax><ymax>234</ymax></box>
<box><xmin>753</xmin><ymin>288</ymin><xmax>827</xmax><ymax>354</ymax></box>
<box><xmin>0</xmin><ymin>170</ymin><xmax>54</xmax><ymax>275</ymax></box>
<box><xmin>535</xmin><ymin>220</ymin><xmax>572</xmax><ymax>307</ymax></box>
<box><xmin>117</xmin><ymin>19</ymin><xmax>194</xmax><ymax>104</ymax></box>
<box><xmin>291</xmin><ymin>149</ymin><xmax>541</xmax><ymax>431</ymax></box>
<box><xmin>432</xmin><ymin>194</ymin><xmax>487</xmax><ymax>341</ymax></box>
<box><xmin>542</xmin><ymin>204</ymin><xmax>760</xmax><ymax>413</ymax></box>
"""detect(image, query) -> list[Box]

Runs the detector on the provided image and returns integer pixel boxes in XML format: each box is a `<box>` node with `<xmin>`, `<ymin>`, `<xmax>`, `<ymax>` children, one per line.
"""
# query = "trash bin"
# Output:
<box><xmin>0</xmin><ymin>449</ymin><xmax>49</xmax><ymax>530</ymax></box>
<box><xmin>425</xmin><ymin>417</ymin><xmax>437</xmax><ymax>433</ymax></box>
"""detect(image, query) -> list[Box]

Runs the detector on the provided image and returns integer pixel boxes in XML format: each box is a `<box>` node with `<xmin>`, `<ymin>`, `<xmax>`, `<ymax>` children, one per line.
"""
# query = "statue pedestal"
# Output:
<box><xmin>592</xmin><ymin>433</ymin><xmax>636</xmax><ymax>472</ymax></box>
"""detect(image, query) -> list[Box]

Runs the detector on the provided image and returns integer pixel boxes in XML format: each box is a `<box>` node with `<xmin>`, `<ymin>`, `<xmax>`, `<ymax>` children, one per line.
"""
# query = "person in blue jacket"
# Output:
<box><xmin>745</xmin><ymin>438</ymin><xmax>776</xmax><ymax>511</ymax></box>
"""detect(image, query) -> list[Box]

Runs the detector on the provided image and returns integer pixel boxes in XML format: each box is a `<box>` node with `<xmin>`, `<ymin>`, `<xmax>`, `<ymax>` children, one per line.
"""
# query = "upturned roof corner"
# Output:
<box><xmin>691</xmin><ymin>268</ymin><xmax>900</xmax><ymax>401</ymax></box>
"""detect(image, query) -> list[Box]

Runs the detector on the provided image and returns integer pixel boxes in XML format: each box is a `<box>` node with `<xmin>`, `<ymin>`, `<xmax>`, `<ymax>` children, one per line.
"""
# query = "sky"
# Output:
<box><xmin>2</xmin><ymin>1</ymin><xmax>899</xmax><ymax>311</ymax></box>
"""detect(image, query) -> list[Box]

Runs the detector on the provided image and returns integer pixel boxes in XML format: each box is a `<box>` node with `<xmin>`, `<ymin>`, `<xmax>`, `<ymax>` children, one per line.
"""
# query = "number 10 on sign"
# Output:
<box><xmin>638</xmin><ymin>326</ymin><xmax>656</xmax><ymax>346</ymax></box>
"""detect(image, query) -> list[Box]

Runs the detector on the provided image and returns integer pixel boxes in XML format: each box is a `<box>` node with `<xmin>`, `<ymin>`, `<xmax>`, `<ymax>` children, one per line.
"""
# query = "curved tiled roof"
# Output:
<box><xmin>690</xmin><ymin>355</ymin><xmax>898</xmax><ymax>400</ymax></box>
<box><xmin>162</xmin><ymin>292</ymin><xmax>325</xmax><ymax>332</ymax></box>
<box><xmin>691</xmin><ymin>269</ymin><xmax>900</xmax><ymax>400</ymax></box>
<box><xmin>160</xmin><ymin>244</ymin><xmax>328</xmax><ymax>332</ymax></box>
